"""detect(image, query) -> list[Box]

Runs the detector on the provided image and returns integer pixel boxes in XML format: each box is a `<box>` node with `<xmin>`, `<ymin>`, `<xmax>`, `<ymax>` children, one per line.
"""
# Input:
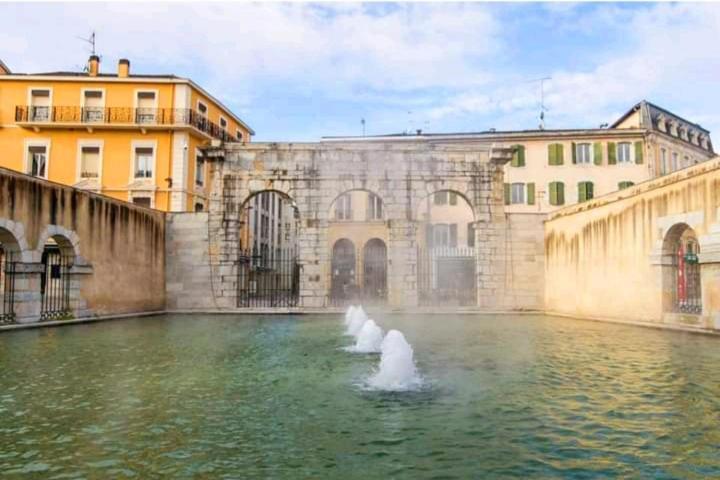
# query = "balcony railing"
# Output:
<box><xmin>15</xmin><ymin>106</ymin><xmax>235</xmax><ymax>142</ymax></box>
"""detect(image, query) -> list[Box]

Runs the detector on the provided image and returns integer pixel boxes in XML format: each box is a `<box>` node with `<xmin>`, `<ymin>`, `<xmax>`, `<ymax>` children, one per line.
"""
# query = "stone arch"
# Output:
<box><xmin>238</xmin><ymin>189</ymin><xmax>300</xmax><ymax>254</ymax></box>
<box><xmin>0</xmin><ymin>218</ymin><xmax>32</xmax><ymax>263</ymax></box>
<box><xmin>35</xmin><ymin>225</ymin><xmax>81</xmax><ymax>265</ymax></box>
<box><xmin>416</xmin><ymin>189</ymin><xmax>476</xmax><ymax>250</ymax></box>
<box><xmin>661</xmin><ymin>223</ymin><xmax>702</xmax><ymax>314</ymax></box>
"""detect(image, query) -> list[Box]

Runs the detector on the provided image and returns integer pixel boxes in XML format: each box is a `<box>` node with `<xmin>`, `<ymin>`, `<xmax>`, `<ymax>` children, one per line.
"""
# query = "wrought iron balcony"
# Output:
<box><xmin>15</xmin><ymin>106</ymin><xmax>235</xmax><ymax>142</ymax></box>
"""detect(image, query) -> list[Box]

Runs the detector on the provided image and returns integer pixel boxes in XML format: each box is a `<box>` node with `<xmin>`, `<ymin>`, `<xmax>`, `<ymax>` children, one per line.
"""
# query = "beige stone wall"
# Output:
<box><xmin>545</xmin><ymin>157</ymin><xmax>720</xmax><ymax>331</ymax></box>
<box><xmin>0</xmin><ymin>166</ymin><xmax>165</xmax><ymax>321</ymax></box>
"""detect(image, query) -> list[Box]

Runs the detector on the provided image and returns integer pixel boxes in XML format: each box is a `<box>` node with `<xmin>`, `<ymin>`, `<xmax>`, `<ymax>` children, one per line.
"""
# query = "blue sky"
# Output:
<box><xmin>2</xmin><ymin>2</ymin><xmax>719</xmax><ymax>141</ymax></box>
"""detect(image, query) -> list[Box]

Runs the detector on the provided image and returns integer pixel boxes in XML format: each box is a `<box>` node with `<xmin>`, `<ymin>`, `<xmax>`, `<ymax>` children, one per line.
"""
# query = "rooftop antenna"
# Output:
<box><xmin>361</xmin><ymin>118</ymin><xmax>366</xmax><ymax>137</ymax></box>
<box><xmin>76</xmin><ymin>31</ymin><xmax>98</xmax><ymax>63</ymax></box>
<box><xmin>531</xmin><ymin>76</ymin><xmax>551</xmax><ymax>130</ymax></box>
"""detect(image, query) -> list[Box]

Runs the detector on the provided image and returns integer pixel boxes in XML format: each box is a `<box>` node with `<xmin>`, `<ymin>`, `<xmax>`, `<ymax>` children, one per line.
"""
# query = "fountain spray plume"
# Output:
<box><xmin>368</xmin><ymin>330</ymin><xmax>423</xmax><ymax>391</ymax></box>
<box><xmin>345</xmin><ymin>319</ymin><xmax>383</xmax><ymax>353</ymax></box>
<box><xmin>345</xmin><ymin>306</ymin><xmax>368</xmax><ymax>336</ymax></box>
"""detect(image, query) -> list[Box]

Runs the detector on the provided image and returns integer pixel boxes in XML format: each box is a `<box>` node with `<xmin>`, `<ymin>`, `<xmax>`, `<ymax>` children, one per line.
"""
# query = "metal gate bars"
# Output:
<box><xmin>1</xmin><ymin>249</ymin><xmax>17</xmax><ymax>324</ymax></box>
<box><xmin>417</xmin><ymin>246</ymin><xmax>477</xmax><ymax>307</ymax></box>
<box><xmin>40</xmin><ymin>247</ymin><xmax>71</xmax><ymax>320</ymax></box>
<box><xmin>236</xmin><ymin>248</ymin><xmax>300</xmax><ymax>308</ymax></box>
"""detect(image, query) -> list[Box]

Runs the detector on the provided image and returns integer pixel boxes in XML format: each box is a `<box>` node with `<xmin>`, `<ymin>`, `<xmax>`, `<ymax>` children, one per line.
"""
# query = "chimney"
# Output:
<box><xmin>118</xmin><ymin>58</ymin><xmax>130</xmax><ymax>78</ymax></box>
<box><xmin>88</xmin><ymin>55</ymin><xmax>100</xmax><ymax>77</ymax></box>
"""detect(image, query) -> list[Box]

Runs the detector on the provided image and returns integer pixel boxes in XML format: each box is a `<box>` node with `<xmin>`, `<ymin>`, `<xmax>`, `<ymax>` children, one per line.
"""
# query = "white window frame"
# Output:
<box><xmin>129</xmin><ymin>192</ymin><xmax>155</xmax><ymax>209</ymax></box>
<box><xmin>80</xmin><ymin>88</ymin><xmax>106</xmax><ymax>123</ymax></box>
<box><xmin>130</xmin><ymin>140</ymin><xmax>157</xmax><ymax>182</ymax></box>
<box><xmin>133</xmin><ymin>89</ymin><xmax>159</xmax><ymax>124</ymax></box>
<box><xmin>510</xmin><ymin>183</ymin><xmax>525</xmax><ymax>204</ymax></box>
<box><xmin>24</xmin><ymin>138</ymin><xmax>51</xmax><ymax>179</ymax></box>
<box><xmin>433</xmin><ymin>223</ymin><xmax>451</xmax><ymax>248</ymax></box>
<box><xmin>575</xmin><ymin>143</ymin><xmax>592</xmax><ymax>165</ymax></box>
<box><xmin>617</xmin><ymin>142</ymin><xmax>632</xmax><ymax>164</ymax></box>
<box><xmin>27</xmin><ymin>87</ymin><xmax>53</xmax><ymax>122</ymax></box>
<box><xmin>75</xmin><ymin>139</ymin><xmax>104</xmax><ymax>182</ymax></box>
<box><xmin>195</xmin><ymin>148</ymin><xmax>205</xmax><ymax>187</ymax></box>
<box><xmin>334</xmin><ymin>193</ymin><xmax>352</xmax><ymax>221</ymax></box>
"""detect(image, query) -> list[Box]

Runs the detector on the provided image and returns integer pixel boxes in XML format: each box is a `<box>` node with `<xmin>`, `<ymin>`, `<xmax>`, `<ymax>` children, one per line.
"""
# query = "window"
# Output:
<box><xmin>432</xmin><ymin>224</ymin><xmax>457</xmax><ymax>248</ymax></box>
<box><xmin>434</xmin><ymin>191</ymin><xmax>448</xmax><ymax>205</ymax></box>
<box><xmin>617</xmin><ymin>142</ymin><xmax>632</xmax><ymax>163</ymax></box>
<box><xmin>578</xmin><ymin>181</ymin><xmax>594</xmax><ymax>202</ymax></box>
<box><xmin>195</xmin><ymin>203</ymin><xmax>204</xmax><ymax>212</ymax></box>
<box><xmin>82</xmin><ymin>90</ymin><xmax>104</xmax><ymax>122</ymax></box>
<box><xmin>134</xmin><ymin>146</ymin><xmax>154</xmax><ymax>179</ymax></box>
<box><xmin>30</xmin><ymin>89</ymin><xmax>51</xmax><ymax>121</ymax></box>
<box><xmin>195</xmin><ymin>151</ymin><xmax>205</xmax><ymax>187</ymax></box>
<box><xmin>671</xmin><ymin>152</ymin><xmax>679</xmax><ymax>172</ymax></box>
<box><xmin>27</xmin><ymin>144</ymin><xmax>48</xmax><ymax>178</ymax></box>
<box><xmin>575</xmin><ymin>143</ymin><xmax>592</xmax><ymax>164</ymax></box>
<box><xmin>660</xmin><ymin>148</ymin><xmax>668</xmax><ymax>175</ymax></box>
<box><xmin>511</xmin><ymin>183</ymin><xmax>525</xmax><ymax>204</ymax></box>
<box><xmin>548</xmin><ymin>143</ymin><xmax>564</xmax><ymax>166</ymax></box>
<box><xmin>511</xmin><ymin>145</ymin><xmax>525</xmax><ymax>167</ymax></box>
<box><xmin>467</xmin><ymin>223</ymin><xmax>475</xmax><ymax>247</ymax></box>
<box><xmin>236</xmin><ymin>130</ymin><xmax>243</xmax><ymax>142</ymax></box>
<box><xmin>335</xmin><ymin>193</ymin><xmax>352</xmax><ymax>220</ymax></box>
<box><xmin>132</xmin><ymin>197</ymin><xmax>151</xmax><ymax>208</ymax></box>
<box><xmin>135</xmin><ymin>91</ymin><xmax>156</xmax><ymax>123</ymax></box>
<box><xmin>197</xmin><ymin>101</ymin><xmax>208</xmax><ymax>116</ymax></box>
<box><xmin>80</xmin><ymin>146</ymin><xmax>100</xmax><ymax>179</ymax></box>
<box><xmin>449</xmin><ymin>192</ymin><xmax>458</xmax><ymax>206</ymax></box>
<box><xmin>549</xmin><ymin>182</ymin><xmax>565</xmax><ymax>206</ymax></box>
<box><xmin>219</xmin><ymin>116</ymin><xmax>228</xmax><ymax>130</ymax></box>
<box><xmin>367</xmin><ymin>193</ymin><xmax>383</xmax><ymax>220</ymax></box>
<box><xmin>618</xmin><ymin>181</ymin><xmax>634</xmax><ymax>190</ymax></box>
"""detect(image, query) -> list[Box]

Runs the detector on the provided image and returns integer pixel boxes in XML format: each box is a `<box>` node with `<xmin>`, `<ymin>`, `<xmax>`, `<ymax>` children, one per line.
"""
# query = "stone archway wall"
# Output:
<box><xmin>194</xmin><ymin>140</ymin><xmax>542</xmax><ymax>310</ymax></box>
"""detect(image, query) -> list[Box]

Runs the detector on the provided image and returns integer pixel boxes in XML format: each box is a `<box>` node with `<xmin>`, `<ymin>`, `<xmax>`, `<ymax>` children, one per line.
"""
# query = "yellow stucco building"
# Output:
<box><xmin>0</xmin><ymin>55</ymin><xmax>253</xmax><ymax>211</ymax></box>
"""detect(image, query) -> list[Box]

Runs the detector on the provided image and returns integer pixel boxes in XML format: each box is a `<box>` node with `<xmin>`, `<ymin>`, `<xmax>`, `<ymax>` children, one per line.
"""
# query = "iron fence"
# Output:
<box><xmin>673</xmin><ymin>249</ymin><xmax>702</xmax><ymax>314</ymax></box>
<box><xmin>1</xmin><ymin>249</ymin><xmax>17</xmax><ymax>324</ymax></box>
<box><xmin>418</xmin><ymin>246</ymin><xmax>477</xmax><ymax>307</ymax></box>
<box><xmin>15</xmin><ymin>106</ymin><xmax>235</xmax><ymax>143</ymax></box>
<box><xmin>40</xmin><ymin>248</ymin><xmax>71</xmax><ymax>320</ymax></box>
<box><xmin>236</xmin><ymin>248</ymin><xmax>300</xmax><ymax>308</ymax></box>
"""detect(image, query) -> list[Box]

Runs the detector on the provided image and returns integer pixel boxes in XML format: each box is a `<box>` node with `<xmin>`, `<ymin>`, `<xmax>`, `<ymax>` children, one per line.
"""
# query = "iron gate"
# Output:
<box><xmin>1</xmin><ymin>248</ymin><xmax>17</xmax><ymax>324</ymax></box>
<box><xmin>40</xmin><ymin>247</ymin><xmax>71</xmax><ymax>320</ymax></box>
<box><xmin>236</xmin><ymin>248</ymin><xmax>300</xmax><ymax>308</ymax></box>
<box><xmin>673</xmin><ymin>240</ymin><xmax>702</xmax><ymax>314</ymax></box>
<box><xmin>330</xmin><ymin>239</ymin><xmax>357</xmax><ymax>306</ymax></box>
<box><xmin>362</xmin><ymin>239</ymin><xmax>387</xmax><ymax>303</ymax></box>
<box><xmin>418</xmin><ymin>246</ymin><xmax>477</xmax><ymax>306</ymax></box>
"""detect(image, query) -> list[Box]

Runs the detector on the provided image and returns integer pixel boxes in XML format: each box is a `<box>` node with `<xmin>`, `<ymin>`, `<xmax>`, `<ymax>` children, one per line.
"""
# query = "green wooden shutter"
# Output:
<box><xmin>618</xmin><ymin>181</ymin><xmax>634</xmax><ymax>190</ymax></box>
<box><xmin>587</xmin><ymin>182</ymin><xmax>594</xmax><ymax>200</ymax></box>
<box><xmin>450</xmin><ymin>224</ymin><xmax>458</xmax><ymax>247</ymax></box>
<box><xmin>607</xmin><ymin>142</ymin><xmax>617</xmax><ymax>165</ymax></box>
<box><xmin>634</xmin><ymin>141</ymin><xmax>644</xmax><ymax>164</ymax></box>
<box><xmin>504</xmin><ymin>183</ymin><xmax>510</xmax><ymax>205</ymax></box>
<box><xmin>527</xmin><ymin>183</ymin><xmax>535</xmax><ymax>205</ymax></box>
<box><xmin>593</xmin><ymin>142</ymin><xmax>603</xmax><ymax>165</ymax></box>
<box><xmin>556</xmin><ymin>144</ymin><xmax>564</xmax><ymax>165</ymax></box>
<box><xmin>578</xmin><ymin>182</ymin><xmax>587</xmax><ymax>202</ymax></box>
<box><xmin>512</xmin><ymin>145</ymin><xmax>525</xmax><ymax>167</ymax></box>
<box><xmin>549</xmin><ymin>182</ymin><xmax>557</xmax><ymax>205</ymax></box>
<box><xmin>571</xmin><ymin>142</ymin><xmax>577</xmax><ymax>164</ymax></box>
<box><xmin>548</xmin><ymin>144</ymin><xmax>555</xmax><ymax>165</ymax></box>
<box><xmin>558</xmin><ymin>182</ymin><xmax>565</xmax><ymax>205</ymax></box>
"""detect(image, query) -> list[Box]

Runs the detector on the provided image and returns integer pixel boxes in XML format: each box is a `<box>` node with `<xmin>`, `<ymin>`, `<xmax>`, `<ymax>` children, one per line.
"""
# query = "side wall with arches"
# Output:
<box><xmin>545</xmin><ymin>157</ymin><xmax>720</xmax><ymax>332</ymax></box>
<box><xmin>0</xmin><ymin>167</ymin><xmax>166</xmax><ymax>322</ymax></box>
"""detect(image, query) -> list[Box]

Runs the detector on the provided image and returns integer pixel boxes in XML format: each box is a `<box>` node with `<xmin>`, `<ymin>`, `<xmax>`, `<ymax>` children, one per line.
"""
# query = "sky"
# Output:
<box><xmin>2</xmin><ymin>2</ymin><xmax>719</xmax><ymax>141</ymax></box>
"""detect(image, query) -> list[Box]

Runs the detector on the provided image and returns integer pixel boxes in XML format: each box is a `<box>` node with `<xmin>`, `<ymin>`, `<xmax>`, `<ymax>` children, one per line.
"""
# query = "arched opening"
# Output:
<box><xmin>237</xmin><ymin>190</ymin><xmax>300</xmax><ymax>307</ymax></box>
<box><xmin>0</xmin><ymin>227</ymin><xmax>21</xmax><ymax>324</ymax></box>
<box><xmin>362</xmin><ymin>238</ymin><xmax>387</xmax><ymax>303</ymax></box>
<box><xmin>329</xmin><ymin>190</ymin><xmax>384</xmax><ymax>222</ymax></box>
<box><xmin>40</xmin><ymin>235</ymin><xmax>75</xmax><ymax>320</ymax></box>
<box><xmin>416</xmin><ymin>190</ymin><xmax>477</xmax><ymax>306</ymax></box>
<box><xmin>330</xmin><ymin>238</ymin><xmax>357</xmax><ymax>305</ymax></box>
<box><xmin>662</xmin><ymin>223</ymin><xmax>702</xmax><ymax>314</ymax></box>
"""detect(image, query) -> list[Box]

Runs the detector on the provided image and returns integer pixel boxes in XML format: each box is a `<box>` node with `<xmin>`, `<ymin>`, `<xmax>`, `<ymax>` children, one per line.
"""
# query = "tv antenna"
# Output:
<box><xmin>77</xmin><ymin>31</ymin><xmax>97</xmax><ymax>56</ymax></box>
<box><xmin>361</xmin><ymin>118</ymin><xmax>366</xmax><ymax>137</ymax></box>
<box><xmin>530</xmin><ymin>76</ymin><xmax>551</xmax><ymax>130</ymax></box>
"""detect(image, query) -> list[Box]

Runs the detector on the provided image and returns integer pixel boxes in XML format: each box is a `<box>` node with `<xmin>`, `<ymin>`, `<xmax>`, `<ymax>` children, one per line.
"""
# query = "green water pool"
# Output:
<box><xmin>1</xmin><ymin>313</ymin><xmax>719</xmax><ymax>478</ymax></box>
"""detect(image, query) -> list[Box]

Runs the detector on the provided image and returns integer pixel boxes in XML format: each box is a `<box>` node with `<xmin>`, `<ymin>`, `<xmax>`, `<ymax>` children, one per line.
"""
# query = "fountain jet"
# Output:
<box><xmin>345</xmin><ymin>319</ymin><xmax>383</xmax><ymax>353</ymax></box>
<box><xmin>345</xmin><ymin>306</ymin><xmax>368</xmax><ymax>336</ymax></box>
<box><xmin>368</xmin><ymin>330</ymin><xmax>422</xmax><ymax>391</ymax></box>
